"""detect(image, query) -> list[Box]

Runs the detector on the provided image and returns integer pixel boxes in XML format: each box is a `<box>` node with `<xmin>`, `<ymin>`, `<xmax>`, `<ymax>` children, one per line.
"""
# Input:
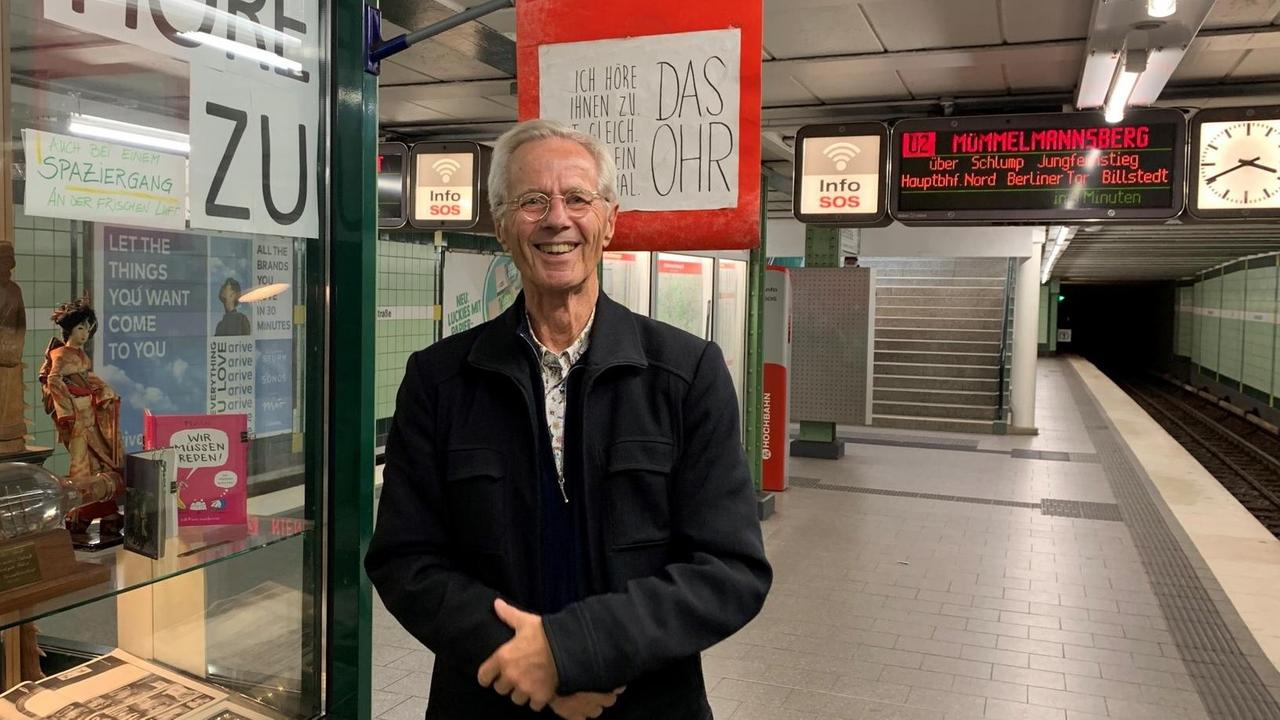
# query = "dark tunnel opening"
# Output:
<box><xmin>1056</xmin><ymin>282</ymin><xmax>1177</xmax><ymax>379</ymax></box>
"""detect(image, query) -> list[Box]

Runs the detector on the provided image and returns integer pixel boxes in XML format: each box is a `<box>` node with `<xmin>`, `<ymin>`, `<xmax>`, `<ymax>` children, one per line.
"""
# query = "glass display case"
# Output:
<box><xmin>0</xmin><ymin>2</ymin><xmax>332</xmax><ymax>718</ymax></box>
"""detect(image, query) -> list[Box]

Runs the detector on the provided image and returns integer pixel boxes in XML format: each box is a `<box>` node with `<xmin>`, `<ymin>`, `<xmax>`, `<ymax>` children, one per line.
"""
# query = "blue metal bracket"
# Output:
<box><xmin>365</xmin><ymin>0</ymin><xmax>514</xmax><ymax>76</ymax></box>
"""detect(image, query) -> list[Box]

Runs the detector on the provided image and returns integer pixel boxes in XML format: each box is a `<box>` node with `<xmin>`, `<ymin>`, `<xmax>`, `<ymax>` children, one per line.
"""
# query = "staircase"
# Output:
<box><xmin>864</xmin><ymin>258</ymin><xmax>1012</xmax><ymax>433</ymax></box>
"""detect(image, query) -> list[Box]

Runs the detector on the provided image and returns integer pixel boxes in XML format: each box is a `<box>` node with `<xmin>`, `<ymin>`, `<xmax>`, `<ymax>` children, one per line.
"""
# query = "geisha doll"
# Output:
<box><xmin>37</xmin><ymin>296</ymin><xmax>125</xmax><ymax>542</ymax></box>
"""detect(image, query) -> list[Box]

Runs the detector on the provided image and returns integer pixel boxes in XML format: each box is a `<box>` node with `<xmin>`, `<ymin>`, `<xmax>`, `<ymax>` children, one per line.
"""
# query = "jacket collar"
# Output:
<box><xmin>468</xmin><ymin>290</ymin><xmax>648</xmax><ymax>378</ymax></box>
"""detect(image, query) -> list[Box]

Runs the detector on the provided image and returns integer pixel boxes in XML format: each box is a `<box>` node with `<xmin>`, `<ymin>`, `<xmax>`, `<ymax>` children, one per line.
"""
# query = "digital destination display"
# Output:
<box><xmin>890</xmin><ymin>110</ymin><xmax>1185</xmax><ymax>223</ymax></box>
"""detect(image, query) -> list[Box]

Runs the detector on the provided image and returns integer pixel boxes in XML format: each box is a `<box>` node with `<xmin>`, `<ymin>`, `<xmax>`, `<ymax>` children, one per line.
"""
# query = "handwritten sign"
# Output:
<box><xmin>21</xmin><ymin>129</ymin><xmax>186</xmax><ymax>230</ymax></box>
<box><xmin>539</xmin><ymin>29</ymin><xmax>741</xmax><ymax>212</ymax></box>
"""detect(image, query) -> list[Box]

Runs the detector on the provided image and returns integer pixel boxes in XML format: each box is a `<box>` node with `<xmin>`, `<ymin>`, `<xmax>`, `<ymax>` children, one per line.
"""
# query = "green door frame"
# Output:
<box><xmin>328</xmin><ymin>0</ymin><xmax>377</xmax><ymax>718</ymax></box>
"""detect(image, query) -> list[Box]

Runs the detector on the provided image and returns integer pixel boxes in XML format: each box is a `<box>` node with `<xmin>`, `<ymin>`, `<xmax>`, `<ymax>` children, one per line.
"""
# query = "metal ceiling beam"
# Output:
<box><xmin>378</xmin><ymin>0</ymin><xmax>516</xmax><ymax>75</ymax></box>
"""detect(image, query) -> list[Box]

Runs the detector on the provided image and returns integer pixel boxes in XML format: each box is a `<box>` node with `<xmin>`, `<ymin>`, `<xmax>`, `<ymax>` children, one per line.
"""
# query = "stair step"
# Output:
<box><xmin>876</xmin><ymin>328</ymin><xmax>1004</xmax><ymax>342</ymax></box>
<box><xmin>874</xmin><ymin>277</ymin><xmax>1006</xmax><ymax>288</ymax></box>
<box><xmin>877</xmin><ymin>317</ymin><xmax>1005</xmax><ymax>331</ymax></box>
<box><xmin>877</xmin><ymin>295</ymin><xmax>1004</xmax><ymax>309</ymax></box>
<box><xmin>876</xmin><ymin>339</ymin><xmax>1002</xmax><ymax>354</ymax></box>
<box><xmin>876</xmin><ymin>350</ymin><xmax>1002</xmax><ymax>366</ymax></box>
<box><xmin>872</xmin><ymin>414</ymin><xmax>998</xmax><ymax>434</ymax></box>
<box><xmin>879</xmin><ymin>306</ymin><xmax>1004</xmax><ymax>320</ymax></box>
<box><xmin>874</xmin><ymin>387</ymin><xmax>999</xmax><ymax>405</ymax></box>
<box><xmin>873</xmin><ymin>400</ymin><xmax>999</xmax><ymax>421</ymax></box>
<box><xmin>876</xmin><ymin>287</ymin><xmax>1005</xmax><ymax>299</ymax></box>
<box><xmin>875</xmin><ymin>374</ymin><xmax>1001</xmax><ymax>392</ymax></box>
<box><xmin>875</xmin><ymin>362</ymin><xmax>1001</xmax><ymax>379</ymax></box>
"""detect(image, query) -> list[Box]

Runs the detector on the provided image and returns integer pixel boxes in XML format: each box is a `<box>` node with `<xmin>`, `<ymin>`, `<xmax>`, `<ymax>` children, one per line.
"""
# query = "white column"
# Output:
<box><xmin>1010</xmin><ymin>238</ymin><xmax>1044</xmax><ymax>431</ymax></box>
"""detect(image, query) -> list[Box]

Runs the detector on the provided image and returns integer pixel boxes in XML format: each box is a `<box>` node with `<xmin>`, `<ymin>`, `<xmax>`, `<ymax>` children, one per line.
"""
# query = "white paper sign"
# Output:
<box><xmin>189</xmin><ymin>63</ymin><xmax>318</xmax><ymax>238</ymax></box>
<box><xmin>45</xmin><ymin>0</ymin><xmax>322</xmax><ymax>239</ymax></box>
<box><xmin>539</xmin><ymin>29</ymin><xmax>741</xmax><ymax>212</ymax></box>
<box><xmin>21</xmin><ymin>128</ymin><xmax>186</xmax><ymax>229</ymax></box>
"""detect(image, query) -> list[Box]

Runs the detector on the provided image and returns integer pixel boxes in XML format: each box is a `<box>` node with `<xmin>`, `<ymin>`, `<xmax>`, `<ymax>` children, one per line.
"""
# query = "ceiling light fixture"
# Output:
<box><xmin>67</xmin><ymin>114</ymin><xmax>190</xmax><ymax>154</ymax></box>
<box><xmin>1103</xmin><ymin>48</ymin><xmax>1148</xmax><ymax>124</ymax></box>
<box><xmin>1147</xmin><ymin>0</ymin><xmax>1176</xmax><ymax>18</ymax></box>
<box><xmin>1042</xmin><ymin>227</ymin><xmax>1073</xmax><ymax>285</ymax></box>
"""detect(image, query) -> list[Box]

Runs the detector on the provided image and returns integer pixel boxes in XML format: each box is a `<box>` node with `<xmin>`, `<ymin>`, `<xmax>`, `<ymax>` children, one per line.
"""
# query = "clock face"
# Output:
<box><xmin>1197</xmin><ymin>120</ymin><xmax>1280</xmax><ymax>210</ymax></box>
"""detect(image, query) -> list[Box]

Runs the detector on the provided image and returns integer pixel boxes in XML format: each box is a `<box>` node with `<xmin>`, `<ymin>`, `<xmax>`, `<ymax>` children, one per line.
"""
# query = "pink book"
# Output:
<box><xmin>143</xmin><ymin>411</ymin><xmax>248</xmax><ymax>527</ymax></box>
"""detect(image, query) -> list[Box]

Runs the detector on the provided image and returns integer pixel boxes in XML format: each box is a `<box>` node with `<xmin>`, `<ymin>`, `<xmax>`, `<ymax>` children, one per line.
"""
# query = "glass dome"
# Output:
<box><xmin>0</xmin><ymin>463</ymin><xmax>81</xmax><ymax>540</ymax></box>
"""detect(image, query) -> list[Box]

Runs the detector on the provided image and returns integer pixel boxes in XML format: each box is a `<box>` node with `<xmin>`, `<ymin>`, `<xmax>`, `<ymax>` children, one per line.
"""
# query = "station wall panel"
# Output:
<box><xmin>1176</xmin><ymin>285</ymin><xmax>1193</xmax><ymax>359</ymax></box>
<box><xmin>1199</xmin><ymin>275</ymin><xmax>1222</xmax><ymax>375</ymax></box>
<box><xmin>1243</xmin><ymin>262</ymin><xmax>1277</xmax><ymax>398</ymax></box>
<box><xmin>1219</xmin><ymin>268</ymin><xmax>1245</xmax><ymax>385</ymax></box>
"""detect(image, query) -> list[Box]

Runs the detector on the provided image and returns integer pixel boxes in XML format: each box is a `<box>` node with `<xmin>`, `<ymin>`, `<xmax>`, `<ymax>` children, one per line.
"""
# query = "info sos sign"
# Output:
<box><xmin>792</xmin><ymin>122</ymin><xmax>890</xmax><ymax>226</ymax></box>
<box><xmin>410</xmin><ymin>142</ymin><xmax>484</xmax><ymax>230</ymax></box>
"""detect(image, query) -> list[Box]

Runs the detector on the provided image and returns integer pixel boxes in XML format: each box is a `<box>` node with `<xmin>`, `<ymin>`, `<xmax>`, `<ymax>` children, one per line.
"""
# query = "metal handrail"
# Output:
<box><xmin>994</xmin><ymin>258</ymin><xmax>1016</xmax><ymax>422</ymax></box>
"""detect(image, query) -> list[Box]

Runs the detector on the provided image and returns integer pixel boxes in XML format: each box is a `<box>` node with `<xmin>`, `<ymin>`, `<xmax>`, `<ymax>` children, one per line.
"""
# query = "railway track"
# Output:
<box><xmin>1120</xmin><ymin>379</ymin><xmax>1280</xmax><ymax>538</ymax></box>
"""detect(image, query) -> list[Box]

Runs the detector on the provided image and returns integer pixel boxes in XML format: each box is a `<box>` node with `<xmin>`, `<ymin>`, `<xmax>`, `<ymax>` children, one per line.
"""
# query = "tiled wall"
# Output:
<box><xmin>1177</xmin><ymin>255</ymin><xmax>1280</xmax><ymax>405</ymax></box>
<box><xmin>13</xmin><ymin>203</ymin><xmax>84</xmax><ymax>476</ymax></box>
<box><xmin>375</xmin><ymin>236</ymin><xmax>439</xmax><ymax>423</ymax></box>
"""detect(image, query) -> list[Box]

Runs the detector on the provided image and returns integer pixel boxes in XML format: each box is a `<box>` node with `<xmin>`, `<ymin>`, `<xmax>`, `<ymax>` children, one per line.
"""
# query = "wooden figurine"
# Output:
<box><xmin>0</xmin><ymin>242</ymin><xmax>25</xmax><ymax>455</ymax></box>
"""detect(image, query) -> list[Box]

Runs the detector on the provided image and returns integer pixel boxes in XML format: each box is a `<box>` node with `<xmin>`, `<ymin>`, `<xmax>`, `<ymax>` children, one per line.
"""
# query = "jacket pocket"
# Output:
<box><xmin>606</xmin><ymin>438</ymin><xmax>674</xmax><ymax>548</ymax></box>
<box><xmin>445</xmin><ymin>446</ymin><xmax>506</xmax><ymax>552</ymax></box>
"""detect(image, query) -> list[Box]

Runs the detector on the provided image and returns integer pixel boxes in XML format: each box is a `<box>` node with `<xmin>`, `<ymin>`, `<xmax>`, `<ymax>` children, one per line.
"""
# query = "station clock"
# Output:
<box><xmin>1190</xmin><ymin>107</ymin><xmax>1280</xmax><ymax>219</ymax></box>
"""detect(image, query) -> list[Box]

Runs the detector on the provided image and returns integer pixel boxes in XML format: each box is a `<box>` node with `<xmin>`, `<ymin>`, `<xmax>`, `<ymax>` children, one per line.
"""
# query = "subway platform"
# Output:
<box><xmin>370</xmin><ymin>357</ymin><xmax>1280</xmax><ymax>720</ymax></box>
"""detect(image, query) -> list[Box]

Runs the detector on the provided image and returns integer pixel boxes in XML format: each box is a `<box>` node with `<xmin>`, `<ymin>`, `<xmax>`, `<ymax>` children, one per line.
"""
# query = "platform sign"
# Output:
<box><xmin>410</xmin><ymin>142</ymin><xmax>480</xmax><ymax>230</ymax></box>
<box><xmin>1188</xmin><ymin>106</ymin><xmax>1280</xmax><ymax>221</ymax></box>
<box><xmin>517</xmin><ymin>0</ymin><xmax>762</xmax><ymax>251</ymax></box>
<box><xmin>378</xmin><ymin>142</ymin><xmax>409</xmax><ymax>229</ymax></box>
<box><xmin>890</xmin><ymin>110</ymin><xmax>1186</xmax><ymax>224</ymax></box>
<box><xmin>792</xmin><ymin>122</ymin><xmax>890</xmax><ymax>226</ymax></box>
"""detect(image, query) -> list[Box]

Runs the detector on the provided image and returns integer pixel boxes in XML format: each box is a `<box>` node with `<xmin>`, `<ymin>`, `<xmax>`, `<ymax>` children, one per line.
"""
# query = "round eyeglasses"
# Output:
<box><xmin>503</xmin><ymin>190</ymin><xmax>604</xmax><ymax>222</ymax></box>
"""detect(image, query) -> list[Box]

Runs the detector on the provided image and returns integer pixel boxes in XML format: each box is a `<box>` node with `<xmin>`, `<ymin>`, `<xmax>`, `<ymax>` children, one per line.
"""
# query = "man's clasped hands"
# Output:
<box><xmin>477</xmin><ymin>599</ymin><xmax>625</xmax><ymax>720</ymax></box>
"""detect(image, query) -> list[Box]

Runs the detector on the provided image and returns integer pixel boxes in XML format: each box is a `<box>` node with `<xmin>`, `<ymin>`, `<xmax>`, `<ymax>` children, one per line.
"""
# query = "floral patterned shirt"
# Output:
<box><xmin>519</xmin><ymin>312</ymin><xmax>595</xmax><ymax>499</ymax></box>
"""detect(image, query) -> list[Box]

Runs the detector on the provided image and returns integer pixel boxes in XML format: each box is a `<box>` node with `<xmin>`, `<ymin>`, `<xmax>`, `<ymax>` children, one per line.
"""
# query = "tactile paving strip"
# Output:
<box><xmin>788</xmin><ymin>477</ymin><xmax>1122</xmax><ymax>519</ymax></box>
<box><xmin>1065</xmin><ymin>363</ymin><xmax>1280</xmax><ymax>717</ymax></box>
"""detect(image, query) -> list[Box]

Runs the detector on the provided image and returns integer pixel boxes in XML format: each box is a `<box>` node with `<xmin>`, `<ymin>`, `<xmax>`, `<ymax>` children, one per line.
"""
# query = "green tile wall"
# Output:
<box><xmin>1175</xmin><ymin>286</ymin><xmax>1193</xmax><ymax>358</ymax></box>
<box><xmin>1244</xmin><ymin>263</ymin><xmax>1277</xmax><ymax>395</ymax></box>
<box><xmin>12</xmin><ymin>204</ymin><xmax>83</xmax><ymax>476</ymax></box>
<box><xmin>375</xmin><ymin>236</ymin><xmax>440</xmax><ymax>423</ymax></box>
<box><xmin>1220</xmin><ymin>269</ymin><xmax>1245</xmax><ymax>383</ymax></box>
<box><xmin>1038</xmin><ymin>284</ymin><xmax>1049</xmax><ymax>345</ymax></box>
<box><xmin>1192</xmin><ymin>282</ymin><xmax>1203</xmax><ymax>366</ymax></box>
<box><xmin>1200</xmin><ymin>275</ymin><xmax>1222</xmax><ymax>374</ymax></box>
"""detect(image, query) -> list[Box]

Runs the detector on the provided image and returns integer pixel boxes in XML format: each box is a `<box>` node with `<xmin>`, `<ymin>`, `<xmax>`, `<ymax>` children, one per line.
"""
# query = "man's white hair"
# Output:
<box><xmin>487</xmin><ymin>119</ymin><xmax>618</xmax><ymax>222</ymax></box>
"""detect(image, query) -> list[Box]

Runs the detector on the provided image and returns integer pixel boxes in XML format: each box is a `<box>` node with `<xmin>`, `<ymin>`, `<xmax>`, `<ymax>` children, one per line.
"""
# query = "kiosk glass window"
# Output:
<box><xmin>3</xmin><ymin>2</ymin><xmax>328</xmax><ymax>715</ymax></box>
<box><xmin>602</xmin><ymin>251</ymin><xmax>651</xmax><ymax>315</ymax></box>
<box><xmin>654</xmin><ymin>253</ymin><xmax>714</xmax><ymax>339</ymax></box>
<box><xmin>713</xmin><ymin>259</ymin><xmax>747</xmax><ymax>408</ymax></box>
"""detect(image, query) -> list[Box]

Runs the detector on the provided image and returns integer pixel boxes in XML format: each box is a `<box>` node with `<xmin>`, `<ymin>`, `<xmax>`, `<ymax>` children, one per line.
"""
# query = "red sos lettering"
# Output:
<box><xmin>819</xmin><ymin>196</ymin><xmax>861</xmax><ymax>209</ymax></box>
<box><xmin>902</xmin><ymin>132</ymin><xmax>937</xmax><ymax>158</ymax></box>
<box><xmin>430</xmin><ymin>204</ymin><xmax>462</xmax><ymax>216</ymax></box>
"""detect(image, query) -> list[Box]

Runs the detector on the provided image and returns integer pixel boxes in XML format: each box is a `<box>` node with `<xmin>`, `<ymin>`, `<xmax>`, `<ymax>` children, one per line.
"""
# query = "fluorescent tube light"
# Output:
<box><xmin>67</xmin><ymin>114</ymin><xmax>190</xmax><ymax>154</ymax></box>
<box><xmin>1148</xmin><ymin>0</ymin><xmax>1176</xmax><ymax>18</ymax></box>
<box><xmin>1104</xmin><ymin>49</ymin><xmax>1147</xmax><ymax>124</ymax></box>
<box><xmin>178</xmin><ymin>31</ymin><xmax>303</xmax><ymax>74</ymax></box>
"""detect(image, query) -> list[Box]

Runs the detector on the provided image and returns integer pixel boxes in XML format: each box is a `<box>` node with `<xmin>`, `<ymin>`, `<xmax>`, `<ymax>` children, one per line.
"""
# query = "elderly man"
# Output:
<box><xmin>365</xmin><ymin>118</ymin><xmax>771</xmax><ymax>720</ymax></box>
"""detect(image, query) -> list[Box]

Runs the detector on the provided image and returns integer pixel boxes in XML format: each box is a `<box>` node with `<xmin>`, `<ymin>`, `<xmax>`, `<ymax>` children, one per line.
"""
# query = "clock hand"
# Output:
<box><xmin>1207</xmin><ymin>162</ymin><xmax>1250</xmax><ymax>183</ymax></box>
<box><xmin>1240</xmin><ymin>158</ymin><xmax>1278</xmax><ymax>174</ymax></box>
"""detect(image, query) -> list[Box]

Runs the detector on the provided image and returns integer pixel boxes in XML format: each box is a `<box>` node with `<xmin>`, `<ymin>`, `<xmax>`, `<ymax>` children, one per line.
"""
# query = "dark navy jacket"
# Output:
<box><xmin>365</xmin><ymin>291</ymin><xmax>772</xmax><ymax>719</ymax></box>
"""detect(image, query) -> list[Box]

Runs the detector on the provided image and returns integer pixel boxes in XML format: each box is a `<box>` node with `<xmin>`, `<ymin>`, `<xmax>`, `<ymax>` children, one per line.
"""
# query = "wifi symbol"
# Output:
<box><xmin>432</xmin><ymin>158</ymin><xmax>462</xmax><ymax>183</ymax></box>
<box><xmin>823</xmin><ymin>142</ymin><xmax>862</xmax><ymax>171</ymax></box>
